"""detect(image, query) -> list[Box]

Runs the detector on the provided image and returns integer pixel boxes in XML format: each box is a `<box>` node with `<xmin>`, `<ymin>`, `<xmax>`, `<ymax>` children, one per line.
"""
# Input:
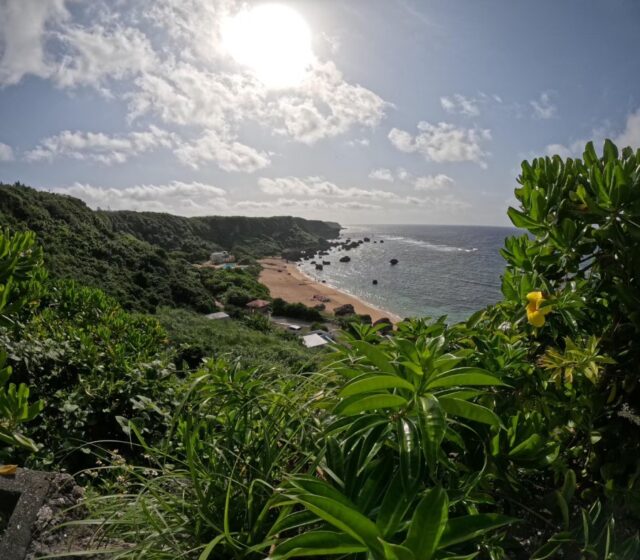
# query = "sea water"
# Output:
<box><xmin>297</xmin><ymin>224</ymin><xmax>518</xmax><ymax>324</ymax></box>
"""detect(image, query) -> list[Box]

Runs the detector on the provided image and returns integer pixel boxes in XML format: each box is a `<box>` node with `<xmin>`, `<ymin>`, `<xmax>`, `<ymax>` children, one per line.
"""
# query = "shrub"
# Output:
<box><xmin>272</xmin><ymin>297</ymin><xmax>323</xmax><ymax>322</ymax></box>
<box><xmin>0</xmin><ymin>229</ymin><xmax>45</xmax><ymax>461</ymax></box>
<box><xmin>1</xmin><ymin>279</ymin><xmax>177</xmax><ymax>469</ymax></box>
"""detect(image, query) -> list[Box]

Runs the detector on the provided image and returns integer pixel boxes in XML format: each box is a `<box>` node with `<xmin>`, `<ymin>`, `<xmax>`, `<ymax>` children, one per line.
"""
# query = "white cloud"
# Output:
<box><xmin>1</xmin><ymin>0</ymin><xmax>388</xmax><ymax>170</ymax></box>
<box><xmin>0</xmin><ymin>0</ymin><xmax>68</xmax><ymax>85</ymax></box>
<box><xmin>369</xmin><ymin>168</ymin><xmax>394</xmax><ymax>182</ymax></box>
<box><xmin>440</xmin><ymin>94</ymin><xmax>480</xmax><ymax>117</ymax></box>
<box><xmin>258</xmin><ymin>176</ymin><xmax>399</xmax><ymax>201</ymax></box>
<box><xmin>52</xmin><ymin>181</ymin><xmax>228</xmax><ymax>214</ymax></box>
<box><xmin>347</xmin><ymin>138</ymin><xmax>370</xmax><ymax>147</ymax></box>
<box><xmin>54</xmin><ymin>24</ymin><xmax>157</xmax><ymax>91</ymax></box>
<box><xmin>0</xmin><ymin>142</ymin><xmax>15</xmax><ymax>161</ymax></box>
<box><xmin>615</xmin><ymin>109</ymin><xmax>640</xmax><ymax>149</ymax></box>
<box><xmin>530</xmin><ymin>92</ymin><xmax>557</xmax><ymax>120</ymax></box>
<box><xmin>543</xmin><ymin>109</ymin><xmax>640</xmax><ymax>160</ymax></box>
<box><xmin>389</xmin><ymin>121</ymin><xmax>491</xmax><ymax>168</ymax></box>
<box><xmin>266</xmin><ymin>61</ymin><xmax>386</xmax><ymax>144</ymax></box>
<box><xmin>413</xmin><ymin>174</ymin><xmax>455</xmax><ymax>191</ymax></box>
<box><xmin>174</xmin><ymin>131</ymin><xmax>271</xmax><ymax>172</ymax></box>
<box><xmin>25</xmin><ymin>126</ymin><xmax>176</xmax><ymax>164</ymax></box>
<box><xmin>367</xmin><ymin>167</ymin><xmax>456</xmax><ymax>191</ymax></box>
<box><xmin>257</xmin><ymin>175</ymin><xmax>466</xmax><ymax>211</ymax></box>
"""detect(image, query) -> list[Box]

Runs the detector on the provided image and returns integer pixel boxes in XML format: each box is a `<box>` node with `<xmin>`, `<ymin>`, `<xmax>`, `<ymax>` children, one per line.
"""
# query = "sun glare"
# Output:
<box><xmin>221</xmin><ymin>3</ymin><xmax>314</xmax><ymax>89</ymax></box>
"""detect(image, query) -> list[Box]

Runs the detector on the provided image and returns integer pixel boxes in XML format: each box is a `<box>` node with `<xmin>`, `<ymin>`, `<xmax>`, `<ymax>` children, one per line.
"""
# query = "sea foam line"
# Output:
<box><xmin>380</xmin><ymin>235</ymin><xmax>478</xmax><ymax>253</ymax></box>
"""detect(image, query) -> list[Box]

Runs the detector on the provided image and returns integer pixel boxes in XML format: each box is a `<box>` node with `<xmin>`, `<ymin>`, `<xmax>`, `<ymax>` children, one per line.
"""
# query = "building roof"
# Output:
<box><xmin>246</xmin><ymin>299</ymin><xmax>271</xmax><ymax>309</ymax></box>
<box><xmin>302</xmin><ymin>333</ymin><xmax>330</xmax><ymax>348</ymax></box>
<box><xmin>205</xmin><ymin>311</ymin><xmax>230</xmax><ymax>320</ymax></box>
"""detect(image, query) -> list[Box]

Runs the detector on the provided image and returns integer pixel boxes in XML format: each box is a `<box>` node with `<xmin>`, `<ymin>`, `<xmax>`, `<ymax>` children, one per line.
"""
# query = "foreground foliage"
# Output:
<box><xmin>1</xmin><ymin>141</ymin><xmax>639</xmax><ymax>558</ymax></box>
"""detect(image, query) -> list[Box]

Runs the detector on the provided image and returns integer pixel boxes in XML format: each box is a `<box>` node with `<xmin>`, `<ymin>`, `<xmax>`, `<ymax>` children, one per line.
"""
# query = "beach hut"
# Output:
<box><xmin>246</xmin><ymin>299</ymin><xmax>271</xmax><ymax>315</ymax></box>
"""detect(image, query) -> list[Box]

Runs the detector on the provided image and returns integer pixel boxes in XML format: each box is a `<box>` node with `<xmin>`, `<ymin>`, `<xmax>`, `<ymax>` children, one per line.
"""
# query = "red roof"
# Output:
<box><xmin>246</xmin><ymin>299</ymin><xmax>270</xmax><ymax>309</ymax></box>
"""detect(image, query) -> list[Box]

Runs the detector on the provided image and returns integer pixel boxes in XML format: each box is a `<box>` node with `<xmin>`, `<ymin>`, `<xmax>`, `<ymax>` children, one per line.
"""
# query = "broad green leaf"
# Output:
<box><xmin>351</xmin><ymin>341</ymin><xmax>395</xmax><ymax>374</ymax></box>
<box><xmin>427</xmin><ymin>372</ymin><xmax>506</xmax><ymax>390</ymax></box>
<box><xmin>403</xmin><ymin>486</ymin><xmax>449</xmax><ymax>560</ymax></box>
<box><xmin>603</xmin><ymin>138</ymin><xmax>618</xmax><ymax>162</ymax></box>
<box><xmin>270</xmin><ymin>531</ymin><xmax>366</xmax><ymax>559</ymax></box>
<box><xmin>377</xmin><ymin>472</ymin><xmax>414</xmax><ymax>538</ymax></box>
<box><xmin>340</xmin><ymin>375</ymin><xmax>414</xmax><ymax>398</ymax></box>
<box><xmin>380</xmin><ymin>540</ymin><xmax>415</xmax><ymax>560</ymax></box>
<box><xmin>439</xmin><ymin>398</ymin><xmax>501</xmax><ymax>427</ymax></box>
<box><xmin>397</xmin><ymin>418</ymin><xmax>421</xmax><ymax>493</ymax></box>
<box><xmin>439</xmin><ymin>514</ymin><xmax>517</xmax><ymax>548</ymax></box>
<box><xmin>284</xmin><ymin>493</ymin><xmax>383</xmax><ymax>557</ymax></box>
<box><xmin>507</xmin><ymin>207</ymin><xmax>540</xmax><ymax>231</ymax></box>
<box><xmin>338</xmin><ymin>394</ymin><xmax>408</xmax><ymax>416</ymax></box>
<box><xmin>507</xmin><ymin>434</ymin><xmax>545</xmax><ymax>459</ymax></box>
<box><xmin>417</xmin><ymin>395</ymin><xmax>446</xmax><ymax>470</ymax></box>
<box><xmin>290</xmin><ymin>477</ymin><xmax>356</xmax><ymax>508</ymax></box>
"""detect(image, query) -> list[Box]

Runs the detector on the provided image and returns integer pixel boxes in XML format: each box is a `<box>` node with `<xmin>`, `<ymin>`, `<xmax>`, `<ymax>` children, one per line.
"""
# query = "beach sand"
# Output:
<box><xmin>259</xmin><ymin>258</ymin><xmax>401</xmax><ymax>323</ymax></box>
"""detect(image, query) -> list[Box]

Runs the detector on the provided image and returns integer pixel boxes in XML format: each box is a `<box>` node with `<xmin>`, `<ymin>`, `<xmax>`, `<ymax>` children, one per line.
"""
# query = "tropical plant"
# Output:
<box><xmin>80</xmin><ymin>359</ymin><xmax>324</xmax><ymax>559</ymax></box>
<box><xmin>268</xmin><ymin>325</ymin><xmax>517</xmax><ymax>558</ymax></box>
<box><xmin>0</xmin><ymin>229</ymin><xmax>45</xmax><ymax>457</ymax></box>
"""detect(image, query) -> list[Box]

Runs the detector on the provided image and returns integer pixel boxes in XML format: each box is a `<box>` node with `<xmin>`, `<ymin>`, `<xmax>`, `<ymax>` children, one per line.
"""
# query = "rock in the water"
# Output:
<box><xmin>372</xmin><ymin>279</ymin><xmax>378</xmax><ymax>285</ymax></box>
<box><xmin>373</xmin><ymin>317</ymin><xmax>393</xmax><ymax>334</ymax></box>
<box><xmin>315</xmin><ymin>264</ymin><xmax>323</xmax><ymax>270</ymax></box>
<box><xmin>339</xmin><ymin>255</ymin><xmax>351</xmax><ymax>263</ymax></box>
<box><xmin>322</xmin><ymin>260</ymin><xmax>331</xmax><ymax>265</ymax></box>
<box><xmin>380</xmin><ymin>240</ymin><xmax>384</xmax><ymax>243</ymax></box>
<box><xmin>390</xmin><ymin>258</ymin><xmax>399</xmax><ymax>265</ymax></box>
<box><xmin>334</xmin><ymin>303</ymin><xmax>355</xmax><ymax>317</ymax></box>
<box><xmin>363</xmin><ymin>237</ymin><xmax>370</xmax><ymax>242</ymax></box>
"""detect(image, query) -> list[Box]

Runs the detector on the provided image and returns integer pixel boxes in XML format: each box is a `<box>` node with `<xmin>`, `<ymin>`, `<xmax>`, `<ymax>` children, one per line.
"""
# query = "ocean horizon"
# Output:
<box><xmin>298</xmin><ymin>224</ymin><xmax>519</xmax><ymax>323</ymax></box>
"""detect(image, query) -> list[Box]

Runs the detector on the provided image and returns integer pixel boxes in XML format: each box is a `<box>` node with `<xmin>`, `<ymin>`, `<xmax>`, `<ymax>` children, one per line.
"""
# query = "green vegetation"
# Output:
<box><xmin>156</xmin><ymin>307</ymin><xmax>323</xmax><ymax>373</ymax></box>
<box><xmin>0</xmin><ymin>230</ymin><xmax>45</xmax><ymax>460</ymax></box>
<box><xmin>272</xmin><ymin>297</ymin><xmax>324</xmax><ymax>322</ymax></box>
<box><xmin>0</xmin><ymin>184</ymin><xmax>339</xmax><ymax>313</ymax></box>
<box><xmin>1</xmin><ymin>140</ymin><xmax>639</xmax><ymax>558</ymax></box>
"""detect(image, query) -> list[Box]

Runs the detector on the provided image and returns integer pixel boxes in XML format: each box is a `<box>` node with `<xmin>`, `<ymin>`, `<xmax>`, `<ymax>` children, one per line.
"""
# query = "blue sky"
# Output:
<box><xmin>1</xmin><ymin>0</ymin><xmax>639</xmax><ymax>225</ymax></box>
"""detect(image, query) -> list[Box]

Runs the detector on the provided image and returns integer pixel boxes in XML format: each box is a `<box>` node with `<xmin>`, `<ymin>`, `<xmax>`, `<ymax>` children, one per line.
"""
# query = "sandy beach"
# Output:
<box><xmin>259</xmin><ymin>258</ymin><xmax>401</xmax><ymax>323</ymax></box>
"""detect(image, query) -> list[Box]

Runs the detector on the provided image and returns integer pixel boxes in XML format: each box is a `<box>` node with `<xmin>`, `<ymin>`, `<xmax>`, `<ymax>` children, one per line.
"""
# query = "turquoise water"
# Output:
<box><xmin>298</xmin><ymin>224</ymin><xmax>518</xmax><ymax>324</ymax></box>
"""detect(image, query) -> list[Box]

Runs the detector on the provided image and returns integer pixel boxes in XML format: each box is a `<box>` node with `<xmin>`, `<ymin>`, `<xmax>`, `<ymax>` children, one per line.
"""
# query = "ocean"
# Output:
<box><xmin>297</xmin><ymin>224</ymin><xmax>519</xmax><ymax>324</ymax></box>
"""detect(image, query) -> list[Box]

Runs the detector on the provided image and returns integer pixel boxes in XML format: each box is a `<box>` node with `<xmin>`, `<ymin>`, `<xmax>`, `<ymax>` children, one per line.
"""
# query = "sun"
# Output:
<box><xmin>221</xmin><ymin>3</ymin><xmax>314</xmax><ymax>89</ymax></box>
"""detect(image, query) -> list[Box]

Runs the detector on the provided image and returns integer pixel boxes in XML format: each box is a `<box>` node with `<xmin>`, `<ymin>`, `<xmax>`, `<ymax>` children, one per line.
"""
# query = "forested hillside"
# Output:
<box><xmin>0</xmin><ymin>184</ymin><xmax>340</xmax><ymax>312</ymax></box>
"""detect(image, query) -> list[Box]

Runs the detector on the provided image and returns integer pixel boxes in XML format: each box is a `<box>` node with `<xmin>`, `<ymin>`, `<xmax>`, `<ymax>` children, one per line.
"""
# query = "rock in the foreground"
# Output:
<box><xmin>334</xmin><ymin>303</ymin><xmax>355</xmax><ymax>317</ymax></box>
<box><xmin>390</xmin><ymin>258</ymin><xmax>399</xmax><ymax>265</ymax></box>
<box><xmin>339</xmin><ymin>255</ymin><xmax>351</xmax><ymax>262</ymax></box>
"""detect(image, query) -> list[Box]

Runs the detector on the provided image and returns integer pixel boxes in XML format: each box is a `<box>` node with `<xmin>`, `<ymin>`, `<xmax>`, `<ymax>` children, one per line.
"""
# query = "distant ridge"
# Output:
<box><xmin>0</xmin><ymin>183</ymin><xmax>341</xmax><ymax>312</ymax></box>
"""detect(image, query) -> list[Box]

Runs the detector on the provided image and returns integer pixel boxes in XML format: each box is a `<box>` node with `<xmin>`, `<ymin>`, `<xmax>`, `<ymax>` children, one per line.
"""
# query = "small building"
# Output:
<box><xmin>302</xmin><ymin>333</ymin><xmax>330</xmax><ymax>348</ymax></box>
<box><xmin>205</xmin><ymin>311</ymin><xmax>230</xmax><ymax>321</ymax></box>
<box><xmin>246</xmin><ymin>299</ymin><xmax>271</xmax><ymax>315</ymax></box>
<box><xmin>210</xmin><ymin>251</ymin><xmax>235</xmax><ymax>265</ymax></box>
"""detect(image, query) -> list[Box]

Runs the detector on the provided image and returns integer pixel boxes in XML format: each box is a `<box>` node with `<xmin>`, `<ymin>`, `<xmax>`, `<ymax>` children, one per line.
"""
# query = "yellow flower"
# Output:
<box><xmin>526</xmin><ymin>291</ymin><xmax>552</xmax><ymax>327</ymax></box>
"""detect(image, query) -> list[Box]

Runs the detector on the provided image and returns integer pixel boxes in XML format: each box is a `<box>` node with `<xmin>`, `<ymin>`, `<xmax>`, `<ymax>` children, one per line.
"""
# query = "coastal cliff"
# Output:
<box><xmin>0</xmin><ymin>183</ymin><xmax>341</xmax><ymax>312</ymax></box>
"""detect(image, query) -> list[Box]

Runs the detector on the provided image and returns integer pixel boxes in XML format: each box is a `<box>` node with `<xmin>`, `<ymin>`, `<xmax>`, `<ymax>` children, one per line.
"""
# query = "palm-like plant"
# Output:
<box><xmin>269</xmin><ymin>324</ymin><xmax>515</xmax><ymax>559</ymax></box>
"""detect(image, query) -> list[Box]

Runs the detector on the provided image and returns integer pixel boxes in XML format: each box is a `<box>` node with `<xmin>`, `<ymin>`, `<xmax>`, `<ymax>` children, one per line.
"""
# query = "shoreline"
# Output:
<box><xmin>259</xmin><ymin>257</ymin><xmax>402</xmax><ymax>324</ymax></box>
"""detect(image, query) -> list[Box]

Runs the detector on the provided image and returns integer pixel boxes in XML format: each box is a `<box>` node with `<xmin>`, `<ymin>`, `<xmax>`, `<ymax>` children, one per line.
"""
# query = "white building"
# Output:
<box><xmin>210</xmin><ymin>251</ymin><xmax>235</xmax><ymax>264</ymax></box>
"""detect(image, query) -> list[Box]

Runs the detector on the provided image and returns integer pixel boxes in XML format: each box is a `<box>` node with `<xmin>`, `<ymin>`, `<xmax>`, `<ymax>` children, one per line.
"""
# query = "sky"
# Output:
<box><xmin>1</xmin><ymin>0</ymin><xmax>640</xmax><ymax>226</ymax></box>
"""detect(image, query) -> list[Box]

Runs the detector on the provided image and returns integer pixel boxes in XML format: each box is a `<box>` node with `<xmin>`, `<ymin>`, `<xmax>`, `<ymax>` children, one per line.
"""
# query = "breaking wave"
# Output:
<box><xmin>380</xmin><ymin>235</ymin><xmax>478</xmax><ymax>253</ymax></box>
